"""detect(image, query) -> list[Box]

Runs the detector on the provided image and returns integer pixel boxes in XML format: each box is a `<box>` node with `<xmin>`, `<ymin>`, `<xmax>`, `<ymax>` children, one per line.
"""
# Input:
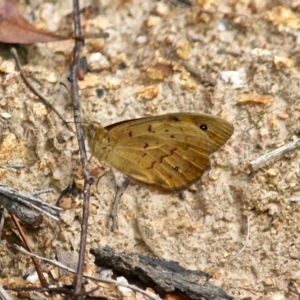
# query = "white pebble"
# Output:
<box><xmin>0</xmin><ymin>112</ymin><xmax>11</xmax><ymax>119</ymax></box>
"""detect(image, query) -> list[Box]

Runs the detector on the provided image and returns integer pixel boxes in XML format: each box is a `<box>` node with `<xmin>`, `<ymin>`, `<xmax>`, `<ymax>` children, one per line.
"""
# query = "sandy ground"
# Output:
<box><xmin>1</xmin><ymin>0</ymin><xmax>300</xmax><ymax>299</ymax></box>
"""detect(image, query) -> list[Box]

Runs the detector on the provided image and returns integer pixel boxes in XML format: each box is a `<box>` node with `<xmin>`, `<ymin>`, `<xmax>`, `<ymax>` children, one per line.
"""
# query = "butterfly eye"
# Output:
<box><xmin>199</xmin><ymin>124</ymin><xmax>208</xmax><ymax>131</ymax></box>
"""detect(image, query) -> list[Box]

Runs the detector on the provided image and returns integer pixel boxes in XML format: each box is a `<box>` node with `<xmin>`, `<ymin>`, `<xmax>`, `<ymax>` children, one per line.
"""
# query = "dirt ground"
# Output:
<box><xmin>0</xmin><ymin>0</ymin><xmax>300</xmax><ymax>299</ymax></box>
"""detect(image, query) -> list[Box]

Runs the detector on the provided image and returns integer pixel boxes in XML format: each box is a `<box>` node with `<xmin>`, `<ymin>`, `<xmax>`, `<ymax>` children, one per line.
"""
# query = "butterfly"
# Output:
<box><xmin>84</xmin><ymin>113</ymin><xmax>233</xmax><ymax>191</ymax></box>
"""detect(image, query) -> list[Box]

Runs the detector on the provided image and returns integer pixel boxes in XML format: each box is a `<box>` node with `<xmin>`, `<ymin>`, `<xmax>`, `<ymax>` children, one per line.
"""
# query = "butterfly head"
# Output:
<box><xmin>83</xmin><ymin>123</ymin><xmax>110</xmax><ymax>160</ymax></box>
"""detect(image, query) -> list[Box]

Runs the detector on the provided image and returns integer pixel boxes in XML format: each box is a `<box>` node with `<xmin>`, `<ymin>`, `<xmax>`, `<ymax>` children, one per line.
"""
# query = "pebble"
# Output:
<box><xmin>88</xmin><ymin>52</ymin><xmax>110</xmax><ymax>71</ymax></box>
<box><xmin>0</xmin><ymin>112</ymin><xmax>11</xmax><ymax>119</ymax></box>
<box><xmin>220</xmin><ymin>69</ymin><xmax>246</xmax><ymax>89</ymax></box>
<box><xmin>175</xmin><ymin>38</ymin><xmax>191</xmax><ymax>60</ymax></box>
<box><xmin>0</xmin><ymin>60</ymin><xmax>15</xmax><ymax>73</ymax></box>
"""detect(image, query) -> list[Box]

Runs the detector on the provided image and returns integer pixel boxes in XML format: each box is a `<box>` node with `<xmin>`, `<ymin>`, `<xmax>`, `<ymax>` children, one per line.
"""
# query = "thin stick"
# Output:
<box><xmin>31</xmin><ymin>189</ymin><xmax>53</xmax><ymax>196</ymax></box>
<box><xmin>13</xmin><ymin>245</ymin><xmax>163</xmax><ymax>300</ymax></box>
<box><xmin>109</xmin><ymin>177</ymin><xmax>130</xmax><ymax>231</ymax></box>
<box><xmin>249</xmin><ymin>138</ymin><xmax>300</xmax><ymax>171</ymax></box>
<box><xmin>0</xmin><ymin>164</ymin><xmax>24</xmax><ymax>170</ymax></box>
<box><xmin>181</xmin><ymin>61</ymin><xmax>216</xmax><ymax>86</ymax></box>
<box><xmin>70</xmin><ymin>0</ymin><xmax>92</xmax><ymax>296</ymax></box>
<box><xmin>228</xmin><ymin>215</ymin><xmax>250</xmax><ymax>263</ymax></box>
<box><xmin>10</xmin><ymin>214</ymin><xmax>48</xmax><ymax>288</ymax></box>
<box><xmin>0</xmin><ymin>184</ymin><xmax>62</xmax><ymax>222</ymax></box>
<box><xmin>0</xmin><ymin>285</ymin><xmax>12</xmax><ymax>300</ymax></box>
<box><xmin>10</xmin><ymin>48</ymin><xmax>71</xmax><ymax>130</ymax></box>
<box><xmin>0</xmin><ymin>208</ymin><xmax>7</xmax><ymax>242</ymax></box>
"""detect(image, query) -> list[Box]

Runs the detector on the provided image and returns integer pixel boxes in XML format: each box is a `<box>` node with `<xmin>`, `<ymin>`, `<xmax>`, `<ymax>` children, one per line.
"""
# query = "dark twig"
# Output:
<box><xmin>10</xmin><ymin>48</ymin><xmax>71</xmax><ymax>130</ymax></box>
<box><xmin>10</xmin><ymin>214</ymin><xmax>48</xmax><ymax>288</ymax></box>
<box><xmin>0</xmin><ymin>184</ymin><xmax>61</xmax><ymax>223</ymax></box>
<box><xmin>109</xmin><ymin>177</ymin><xmax>130</xmax><ymax>231</ymax></box>
<box><xmin>13</xmin><ymin>245</ymin><xmax>163</xmax><ymax>300</ymax></box>
<box><xmin>181</xmin><ymin>61</ymin><xmax>216</xmax><ymax>86</ymax></box>
<box><xmin>91</xmin><ymin>246</ymin><xmax>232</xmax><ymax>300</ymax></box>
<box><xmin>70</xmin><ymin>0</ymin><xmax>92</xmax><ymax>296</ymax></box>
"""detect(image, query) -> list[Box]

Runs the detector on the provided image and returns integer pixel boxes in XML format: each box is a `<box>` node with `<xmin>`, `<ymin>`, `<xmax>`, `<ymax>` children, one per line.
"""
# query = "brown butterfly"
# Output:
<box><xmin>84</xmin><ymin>113</ymin><xmax>233</xmax><ymax>191</ymax></box>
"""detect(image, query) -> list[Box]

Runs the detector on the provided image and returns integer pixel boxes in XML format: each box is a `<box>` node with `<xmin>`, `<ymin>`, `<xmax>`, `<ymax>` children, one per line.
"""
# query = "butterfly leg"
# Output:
<box><xmin>109</xmin><ymin>177</ymin><xmax>131</xmax><ymax>231</ymax></box>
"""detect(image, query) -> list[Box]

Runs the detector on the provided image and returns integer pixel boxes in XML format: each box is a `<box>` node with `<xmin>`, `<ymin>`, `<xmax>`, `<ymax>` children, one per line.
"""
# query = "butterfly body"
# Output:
<box><xmin>85</xmin><ymin>113</ymin><xmax>233</xmax><ymax>191</ymax></box>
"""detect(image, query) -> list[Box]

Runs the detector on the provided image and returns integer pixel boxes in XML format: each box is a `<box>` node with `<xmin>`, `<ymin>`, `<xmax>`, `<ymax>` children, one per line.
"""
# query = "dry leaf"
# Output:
<box><xmin>0</xmin><ymin>0</ymin><xmax>67</xmax><ymax>43</ymax></box>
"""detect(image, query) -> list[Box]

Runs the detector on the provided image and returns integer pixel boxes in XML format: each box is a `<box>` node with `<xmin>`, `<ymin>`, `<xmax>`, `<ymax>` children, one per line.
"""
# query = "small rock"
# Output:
<box><xmin>0</xmin><ymin>60</ymin><xmax>15</xmax><ymax>73</ymax></box>
<box><xmin>154</xmin><ymin>2</ymin><xmax>170</xmax><ymax>16</ymax></box>
<box><xmin>147</xmin><ymin>15</ymin><xmax>161</xmax><ymax>27</ymax></box>
<box><xmin>274</xmin><ymin>55</ymin><xmax>294</xmax><ymax>69</ymax></box>
<box><xmin>0</xmin><ymin>112</ymin><xmax>11</xmax><ymax>119</ymax></box>
<box><xmin>209</xmin><ymin>169</ymin><xmax>220</xmax><ymax>181</ymax></box>
<box><xmin>290</xmin><ymin>252</ymin><xmax>300</xmax><ymax>260</ymax></box>
<box><xmin>175</xmin><ymin>38</ymin><xmax>191</xmax><ymax>60</ymax></box>
<box><xmin>220</xmin><ymin>69</ymin><xmax>246</xmax><ymax>89</ymax></box>
<box><xmin>136</xmin><ymin>35</ymin><xmax>148</xmax><ymax>44</ymax></box>
<box><xmin>136</xmin><ymin>85</ymin><xmax>159</xmax><ymax>100</ymax></box>
<box><xmin>32</xmin><ymin>103</ymin><xmax>48</xmax><ymax>118</ymax></box>
<box><xmin>266</xmin><ymin>168</ymin><xmax>279</xmax><ymax>177</ymax></box>
<box><xmin>88</xmin><ymin>52</ymin><xmax>110</xmax><ymax>71</ymax></box>
<box><xmin>53</xmin><ymin>168</ymin><xmax>62</xmax><ymax>180</ymax></box>
<box><xmin>267</xmin><ymin>203</ymin><xmax>279</xmax><ymax>215</ymax></box>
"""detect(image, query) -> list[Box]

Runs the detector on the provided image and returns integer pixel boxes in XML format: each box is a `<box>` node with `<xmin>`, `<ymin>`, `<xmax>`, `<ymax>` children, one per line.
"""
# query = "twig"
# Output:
<box><xmin>70</xmin><ymin>0</ymin><xmax>92</xmax><ymax>295</ymax></box>
<box><xmin>31</xmin><ymin>189</ymin><xmax>53</xmax><ymax>196</ymax></box>
<box><xmin>10</xmin><ymin>48</ymin><xmax>71</xmax><ymax>130</ymax></box>
<box><xmin>0</xmin><ymin>285</ymin><xmax>12</xmax><ymax>300</ymax></box>
<box><xmin>181</xmin><ymin>61</ymin><xmax>216</xmax><ymax>86</ymax></box>
<box><xmin>0</xmin><ymin>184</ymin><xmax>62</xmax><ymax>222</ymax></box>
<box><xmin>0</xmin><ymin>164</ymin><xmax>24</xmax><ymax>170</ymax></box>
<box><xmin>249</xmin><ymin>138</ymin><xmax>300</xmax><ymax>172</ymax></box>
<box><xmin>109</xmin><ymin>177</ymin><xmax>130</xmax><ymax>231</ymax></box>
<box><xmin>0</xmin><ymin>208</ymin><xmax>7</xmax><ymax>241</ymax></box>
<box><xmin>10</xmin><ymin>214</ymin><xmax>48</xmax><ymax>288</ymax></box>
<box><xmin>228</xmin><ymin>215</ymin><xmax>250</xmax><ymax>262</ymax></box>
<box><xmin>13</xmin><ymin>245</ymin><xmax>163</xmax><ymax>300</ymax></box>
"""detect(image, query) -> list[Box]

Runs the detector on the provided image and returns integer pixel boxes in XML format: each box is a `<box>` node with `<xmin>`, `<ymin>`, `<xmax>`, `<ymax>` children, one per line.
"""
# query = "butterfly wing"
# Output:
<box><xmin>170</xmin><ymin>113</ymin><xmax>234</xmax><ymax>153</ymax></box>
<box><xmin>106</xmin><ymin>113</ymin><xmax>234</xmax><ymax>153</ymax></box>
<box><xmin>102</xmin><ymin>113</ymin><xmax>233</xmax><ymax>191</ymax></box>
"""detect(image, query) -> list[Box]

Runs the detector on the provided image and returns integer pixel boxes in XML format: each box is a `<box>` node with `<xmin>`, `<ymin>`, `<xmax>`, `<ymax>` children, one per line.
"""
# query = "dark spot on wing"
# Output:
<box><xmin>143</xmin><ymin>143</ymin><xmax>149</xmax><ymax>149</ymax></box>
<box><xmin>160</xmin><ymin>148</ymin><xmax>177</xmax><ymax>163</ymax></box>
<box><xmin>160</xmin><ymin>154</ymin><xmax>168</xmax><ymax>163</ymax></box>
<box><xmin>170</xmin><ymin>148</ymin><xmax>177</xmax><ymax>155</ymax></box>
<box><xmin>147</xmin><ymin>161</ymin><xmax>157</xmax><ymax>170</ymax></box>
<box><xmin>199</xmin><ymin>124</ymin><xmax>208</xmax><ymax>131</ymax></box>
<box><xmin>174</xmin><ymin>166</ymin><xmax>179</xmax><ymax>171</ymax></box>
<box><xmin>141</xmin><ymin>153</ymin><xmax>147</xmax><ymax>158</ymax></box>
<box><xmin>170</xmin><ymin>135</ymin><xmax>175</xmax><ymax>138</ymax></box>
<box><xmin>129</xmin><ymin>131</ymin><xmax>132</xmax><ymax>137</ymax></box>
